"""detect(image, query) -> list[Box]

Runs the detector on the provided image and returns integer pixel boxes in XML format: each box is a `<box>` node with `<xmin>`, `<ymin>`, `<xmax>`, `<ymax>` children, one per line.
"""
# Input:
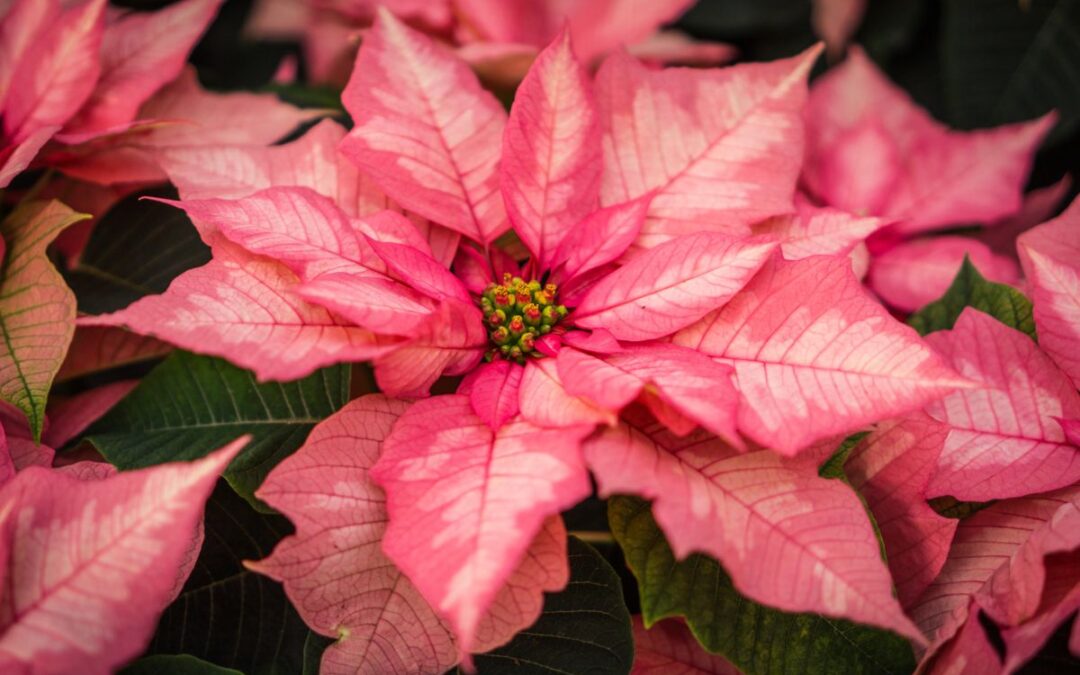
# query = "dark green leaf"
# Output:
<box><xmin>85</xmin><ymin>351</ymin><xmax>348</xmax><ymax>506</ymax></box>
<box><xmin>819</xmin><ymin>432</ymin><xmax>869</xmax><ymax>480</ymax></box>
<box><xmin>609</xmin><ymin>496</ymin><xmax>916</xmax><ymax>675</ymax></box>
<box><xmin>469</xmin><ymin>537</ymin><xmax>634</xmax><ymax>675</ymax></box>
<box><xmin>908</xmin><ymin>257</ymin><xmax>1036</xmax><ymax>338</ymax></box>
<box><xmin>302</xmin><ymin>633</ymin><xmax>334</xmax><ymax>675</ymax></box>
<box><xmin>146</xmin><ymin>483</ymin><xmax>307</xmax><ymax>675</ymax></box>
<box><xmin>929</xmin><ymin>495</ymin><xmax>995</xmax><ymax>520</ymax></box>
<box><xmin>941</xmin><ymin>0</ymin><xmax>1080</xmax><ymax>143</ymax></box>
<box><xmin>121</xmin><ymin>655</ymin><xmax>243</xmax><ymax>675</ymax></box>
<box><xmin>65</xmin><ymin>187</ymin><xmax>211</xmax><ymax>315</ymax></box>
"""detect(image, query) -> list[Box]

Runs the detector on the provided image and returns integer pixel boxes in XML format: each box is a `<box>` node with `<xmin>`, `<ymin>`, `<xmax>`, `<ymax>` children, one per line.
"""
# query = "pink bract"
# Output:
<box><xmin>0</xmin><ymin>439</ymin><xmax>243</xmax><ymax>674</ymax></box>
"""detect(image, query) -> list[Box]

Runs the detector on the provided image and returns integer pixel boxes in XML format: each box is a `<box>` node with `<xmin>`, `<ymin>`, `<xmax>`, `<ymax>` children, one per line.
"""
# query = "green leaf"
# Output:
<box><xmin>146</xmin><ymin>484</ymin><xmax>308</xmax><ymax>675</ymax></box>
<box><xmin>469</xmin><ymin>537</ymin><xmax>634</xmax><ymax>675</ymax></box>
<box><xmin>908</xmin><ymin>257</ymin><xmax>1036</xmax><ymax>338</ymax></box>
<box><xmin>0</xmin><ymin>200</ymin><xmax>87</xmax><ymax>441</ymax></box>
<box><xmin>941</xmin><ymin>0</ymin><xmax>1080</xmax><ymax>143</ymax></box>
<box><xmin>65</xmin><ymin>187</ymin><xmax>211</xmax><ymax>315</ymax></box>
<box><xmin>121</xmin><ymin>655</ymin><xmax>244</xmax><ymax>675</ymax></box>
<box><xmin>819</xmin><ymin>432</ymin><xmax>869</xmax><ymax>481</ymax></box>
<box><xmin>85</xmin><ymin>351</ymin><xmax>349</xmax><ymax>507</ymax></box>
<box><xmin>929</xmin><ymin>495</ymin><xmax>994</xmax><ymax>520</ymax></box>
<box><xmin>609</xmin><ymin>496</ymin><xmax>916</xmax><ymax>675</ymax></box>
<box><xmin>301</xmin><ymin>633</ymin><xmax>333</xmax><ymax>675</ymax></box>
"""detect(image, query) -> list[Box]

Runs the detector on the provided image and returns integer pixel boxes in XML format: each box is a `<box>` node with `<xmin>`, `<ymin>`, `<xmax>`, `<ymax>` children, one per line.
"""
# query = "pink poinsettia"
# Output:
<box><xmin>802</xmin><ymin>47</ymin><xmax>1055</xmax><ymax>313</ymax></box>
<box><xmin>246</xmin><ymin>0</ymin><xmax>734</xmax><ymax>86</ymax></box>
<box><xmin>81</xmin><ymin>12</ymin><xmax>974</xmax><ymax>668</ymax></box>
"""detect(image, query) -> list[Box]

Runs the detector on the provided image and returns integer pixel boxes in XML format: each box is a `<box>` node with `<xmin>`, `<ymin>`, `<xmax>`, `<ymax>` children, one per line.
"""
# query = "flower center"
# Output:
<box><xmin>479</xmin><ymin>273</ymin><xmax>567</xmax><ymax>364</ymax></box>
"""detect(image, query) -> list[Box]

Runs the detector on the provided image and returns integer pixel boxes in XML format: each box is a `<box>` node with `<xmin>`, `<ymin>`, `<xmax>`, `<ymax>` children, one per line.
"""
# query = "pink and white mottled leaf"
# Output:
<box><xmin>250</xmin><ymin>395</ymin><xmax>571</xmax><ymax>673</ymax></box>
<box><xmin>0</xmin><ymin>201</ymin><xmax>89</xmax><ymax>441</ymax></box>
<box><xmin>910</xmin><ymin>485</ymin><xmax>1080</xmax><ymax>651</ymax></box>
<box><xmin>0</xmin><ymin>127</ymin><xmax>57</xmax><ymax>188</ymax></box>
<box><xmin>924</xmin><ymin>308</ymin><xmax>1080</xmax><ymax>500</ymax></box>
<box><xmin>63</xmin><ymin>0</ymin><xmax>222</xmax><ymax>136</ymax></box>
<box><xmin>754</xmin><ymin>201</ymin><xmax>884</xmax><ymax>262</ymax></box>
<box><xmin>869</xmin><ymin>236</ymin><xmax>1021</xmax><ymax>313</ymax></box>
<box><xmin>584</xmin><ymin>410</ymin><xmax>924</xmax><ymax>642</ymax></box>
<box><xmin>501</xmin><ymin>29</ymin><xmax>600</xmax><ymax>270</ymax></box>
<box><xmin>56</xmin><ymin>326</ymin><xmax>171</xmax><ymax>382</ymax></box>
<box><xmin>160</xmin><ymin>187</ymin><xmax>378</xmax><ymax>281</ymax></box>
<box><xmin>299</xmin><ymin>273</ymin><xmax>434</xmax><ymax>336</ymax></box>
<box><xmin>370</xmin><ymin>396</ymin><xmax>592</xmax><ymax>653</ymax></box>
<box><xmin>597</xmin><ymin>47</ymin><xmax>819</xmax><ymax>248</ymax></box>
<box><xmin>340</xmin><ymin>9</ymin><xmax>507</xmax><ymax>243</ymax></box>
<box><xmin>2</xmin><ymin>0</ymin><xmax>106</xmax><ymax>143</ymax></box>
<box><xmin>554</xmin><ymin>195</ymin><xmax>652</xmax><ymax>282</ymax></box>
<box><xmin>631</xmin><ymin>617</ymin><xmax>740</xmax><ymax>675</ymax></box>
<box><xmin>557</xmin><ymin>344</ymin><xmax>740</xmax><ymax>444</ymax></box>
<box><xmin>366</xmin><ymin>238</ymin><xmax>471</xmax><ymax>303</ymax></box>
<box><xmin>846</xmin><ymin>413</ymin><xmax>958</xmax><ymax>608</ymax></box>
<box><xmin>518</xmin><ymin>359</ymin><xmax>615</xmax><ymax>429</ymax></box>
<box><xmin>372</xmin><ymin>300</ymin><xmax>487</xmax><ymax>397</ymax></box>
<box><xmin>248</xmin><ymin>395</ymin><xmax>459</xmax><ymax>674</ymax></box>
<box><xmin>460</xmin><ymin>361</ymin><xmax>524</xmax><ymax>431</ymax></box>
<box><xmin>80</xmin><ymin>240</ymin><xmax>393</xmax><ymax>381</ymax></box>
<box><xmin>44</xmin><ymin>380</ymin><xmax>137</xmax><ymax>449</ymax></box>
<box><xmin>573</xmin><ymin>233</ymin><xmax>776</xmax><ymax>341</ymax></box>
<box><xmin>0</xmin><ymin>438</ymin><xmax>243</xmax><ymax>674</ymax></box>
<box><xmin>157</xmin><ymin>119</ymin><xmax>397</xmax><ymax>219</ymax></box>
<box><xmin>51</xmin><ymin>67</ymin><xmax>321</xmax><ymax>185</ymax></box>
<box><xmin>804</xmin><ymin>48</ymin><xmax>1053</xmax><ymax>234</ymax></box>
<box><xmin>1018</xmin><ymin>196</ymin><xmax>1080</xmax><ymax>390</ymax></box>
<box><xmin>675</xmin><ymin>255</ymin><xmax>966</xmax><ymax>455</ymax></box>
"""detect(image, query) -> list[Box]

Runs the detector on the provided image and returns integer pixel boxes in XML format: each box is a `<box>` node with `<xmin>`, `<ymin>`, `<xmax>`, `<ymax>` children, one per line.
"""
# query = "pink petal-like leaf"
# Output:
<box><xmin>370</xmin><ymin>396</ymin><xmax>593</xmax><ymax>653</ymax></box>
<box><xmin>563</xmin><ymin>0</ymin><xmax>696</xmax><ymax>64</ymax></box>
<box><xmin>910</xmin><ymin>485</ymin><xmax>1080</xmax><ymax>656</ymax></box>
<box><xmin>573</xmin><ymin>233</ymin><xmax>776</xmax><ymax>341</ymax></box>
<box><xmin>518</xmin><ymin>359</ymin><xmax>616</xmax><ymax>429</ymax></box>
<box><xmin>44</xmin><ymin>380</ymin><xmax>137</xmax><ymax>449</ymax></box>
<box><xmin>811</xmin><ymin>0</ymin><xmax>866</xmax><ymax>59</ymax></box>
<box><xmin>157</xmin><ymin>118</ymin><xmax>397</xmax><ymax>218</ymax></box>
<box><xmin>0</xmin><ymin>127</ymin><xmax>58</xmax><ymax>188</ymax></box>
<box><xmin>461</xmin><ymin>360</ymin><xmax>524</xmax><ymax>431</ymax></box>
<box><xmin>0</xmin><ymin>201</ymin><xmax>89</xmax><ymax>440</ymax></box>
<box><xmin>0</xmin><ymin>438</ymin><xmax>243</xmax><ymax>674</ymax></box>
<box><xmin>56</xmin><ymin>326</ymin><xmax>171</xmax><ymax>382</ymax></box>
<box><xmin>868</xmin><ymin>236</ymin><xmax>1020</xmax><ymax>313</ymax></box>
<box><xmin>999</xmin><ymin>553</ymin><xmax>1080</xmax><ymax>674</ymax></box>
<box><xmin>63</xmin><ymin>0</ymin><xmax>222</xmax><ymax>136</ymax></box>
<box><xmin>557</xmin><ymin>344</ymin><xmax>740</xmax><ymax>444</ymax></box>
<box><xmin>631</xmin><ymin>617</ymin><xmax>740</xmax><ymax>675</ymax></box>
<box><xmin>366</xmin><ymin>237</ymin><xmax>472</xmax><ymax>303</ymax></box>
<box><xmin>248</xmin><ymin>395</ymin><xmax>459</xmax><ymax>674</ymax></box>
<box><xmin>299</xmin><ymin>272</ymin><xmax>435</xmax><ymax>336</ymax></box>
<box><xmin>675</xmin><ymin>255</ymin><xmax>966</xmax><ymax>455</ymax></box>
<box><xmin>804</xmin><ymin>48</ymin><xmax>1054</xmax><ymax>234</ymax></box>
<box><xmin>51</xmin><ymin>67</ymin><xmax>321</xmax><ymax>185</ymax></box>
<box><xmin>250</xmin><ymin>395</ymin><xmax>571</xmax><ymax>673</ymax></box>
<box><xmin>597</xmin><ymin>47</ymin><xmax>820</xmax><ymax>248</ymax></box>
<box><xmin>846</xmin><ymin>413</ymin><xmax>958</xmax><ymax>608</ymax></box>
<box><xmin>160</xmin><ymin>187</ymin><xmax>379</xmax><ymax>281</ymax></box>
<box><xmin>924</xmin><ymin>307</ymin><xmax>1080</xmax><ymax>500</ymax></box>
<box><xmin>585</xmin><ymin>410</ymin><xmax>924</xmax><ymax>642</ymax></box>
<box><xmin>372</xmin><ymin>300</ymin><xmax>487</xmax><ymax>397</ymax></box>
<box><xmin>754</xmin><ymin>201</ymin><xmax>885</xmax><ymax>262</ymax></box>
<box><xmin>554</xmin><ymin>195</ymin><xmax>652</xmax><ymax>283</ymax></box>
<box><xmin>340</xmin><ymin>9</ymin><xmax>508</xmax><ymax>243</ymax></box>
<box><xmin>81</xmin><ymin>240</ymin><xmax>393</xmax><ymax>381</ymax></box>
<box><xmin>2</xmin><ymin>0</ymin><xmax>106</xmax><ymax>143</ymax></box>
<box><xmin>501</xmin><ymin>29</ymin><xmax>601</xmax><ymax>269</ymax></box>
<box><xmin>1017</xmin><ymin>195</ymin><xmax>1080</xmax><ymax>390</ymax></box>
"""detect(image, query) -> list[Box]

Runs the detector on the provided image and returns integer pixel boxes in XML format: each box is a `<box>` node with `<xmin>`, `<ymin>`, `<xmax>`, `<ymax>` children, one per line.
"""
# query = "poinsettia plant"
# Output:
<box><xmin>0</xmin><ymin>0</ymin><xmax>1078</xmax><ymax>674</ymax></box>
